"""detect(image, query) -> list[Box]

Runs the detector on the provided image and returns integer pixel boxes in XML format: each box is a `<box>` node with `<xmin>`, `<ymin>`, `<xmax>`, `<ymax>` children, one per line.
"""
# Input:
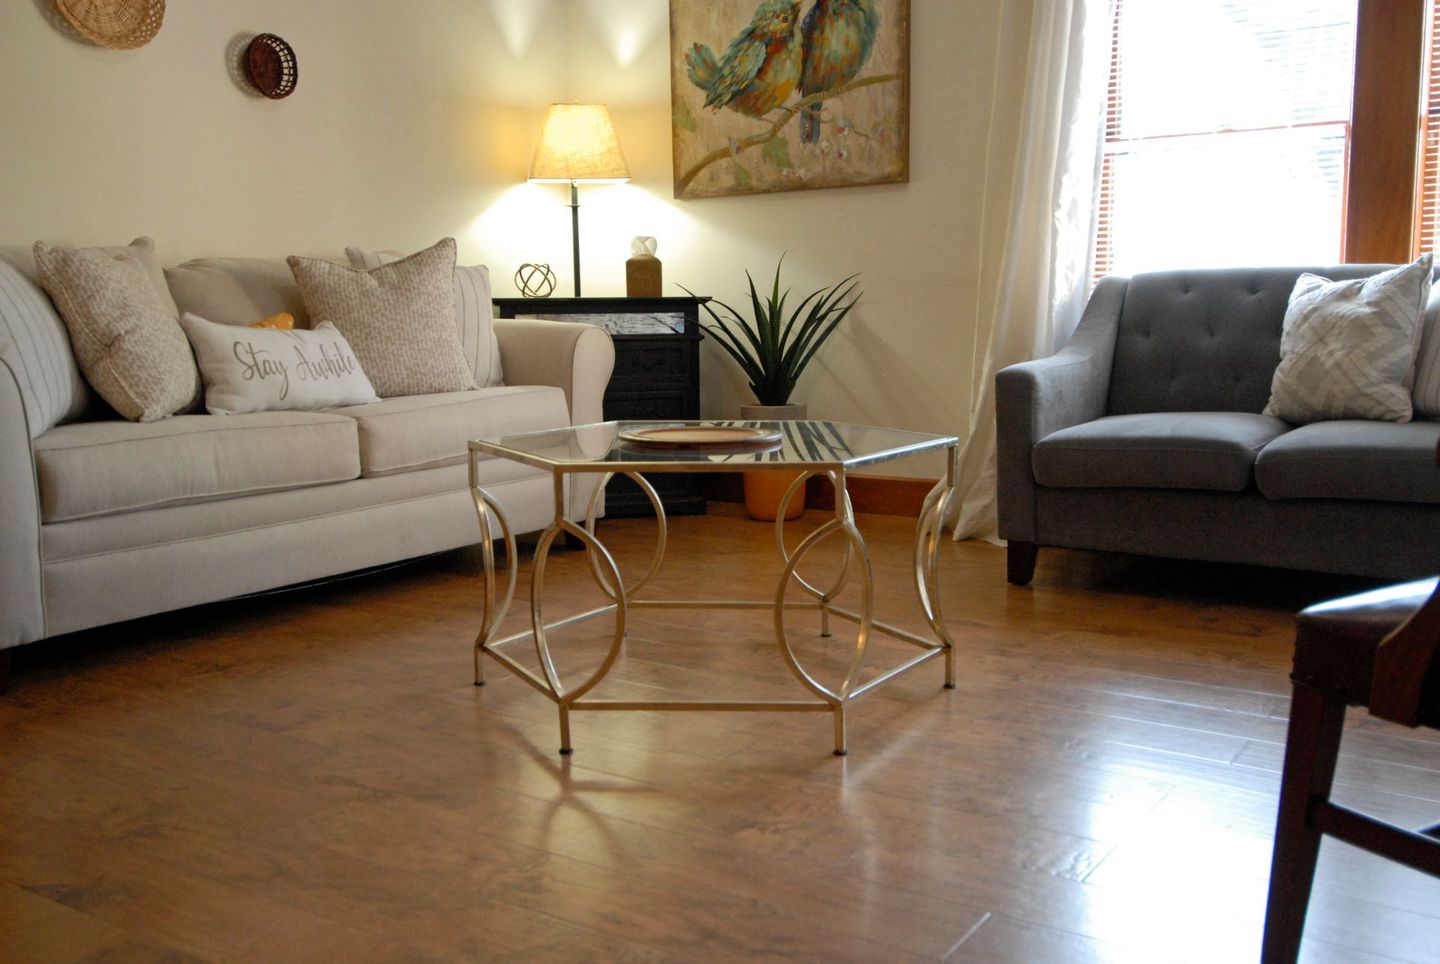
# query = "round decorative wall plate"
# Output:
<box><xmin>244</xmin><ymin>33</ymin><xmax>298</xmax><ymax>99</ymax></box>
<box><xmin>54</xmin><ymin>0</ymin><xmax>165</xmax><ymax>49</ymax></box>
<box><xmin>619</xmin><ymin>426</ymin><xmax>783</xmax><ymax>449</ymax></box>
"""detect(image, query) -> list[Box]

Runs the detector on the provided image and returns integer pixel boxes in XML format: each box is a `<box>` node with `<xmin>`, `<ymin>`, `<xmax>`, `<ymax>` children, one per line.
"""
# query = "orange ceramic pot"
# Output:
<box><xmin>739</xmin><ymin>403</ymin><xmax>807</xmax><ymax>521</ymax></box>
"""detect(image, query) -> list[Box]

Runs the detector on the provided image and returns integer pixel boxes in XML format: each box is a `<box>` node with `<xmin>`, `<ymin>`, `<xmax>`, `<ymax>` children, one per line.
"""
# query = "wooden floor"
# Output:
<box><xmin>2</xmin><ymin>504</ymin><xmax>1438</xmax><ymax>962</ymax></box>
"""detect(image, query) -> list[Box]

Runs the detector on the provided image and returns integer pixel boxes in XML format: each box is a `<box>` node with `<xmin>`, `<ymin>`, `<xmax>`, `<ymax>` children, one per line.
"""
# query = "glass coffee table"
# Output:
<box><xmin>467</xmin><ymin>419</ymin><xmax>960</xmax><ymax>756</ymax></box>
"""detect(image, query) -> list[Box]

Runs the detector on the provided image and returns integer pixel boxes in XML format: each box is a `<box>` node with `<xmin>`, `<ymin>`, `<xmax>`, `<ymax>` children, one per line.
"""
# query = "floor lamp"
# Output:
<box><xmin>527</xmin><ymin>104</ymin><xmax>631</xmax><ymax>297</ymax></box>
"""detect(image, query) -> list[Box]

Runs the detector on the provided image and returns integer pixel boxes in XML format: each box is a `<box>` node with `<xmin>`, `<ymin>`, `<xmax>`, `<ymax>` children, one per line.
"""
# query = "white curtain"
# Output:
<box><xmin>951</xmin><ymin>0</ymin><xmax>1114</xmax><ymax>541</ymax></box>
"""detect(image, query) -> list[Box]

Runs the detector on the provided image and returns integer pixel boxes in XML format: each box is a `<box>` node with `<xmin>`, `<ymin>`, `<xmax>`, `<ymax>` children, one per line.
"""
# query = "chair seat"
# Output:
<box><xmin>1294</xmin><ymin>577</ymin><xmax>1439</xmax><ymax>711</ymax></box>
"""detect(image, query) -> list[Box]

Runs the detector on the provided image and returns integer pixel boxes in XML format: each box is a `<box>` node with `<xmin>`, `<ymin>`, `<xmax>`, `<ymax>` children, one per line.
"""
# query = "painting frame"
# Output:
<box><xmin>668</xmin><ymin>0</ymin><xmax>910</xmax><ymax>200</ymax></box>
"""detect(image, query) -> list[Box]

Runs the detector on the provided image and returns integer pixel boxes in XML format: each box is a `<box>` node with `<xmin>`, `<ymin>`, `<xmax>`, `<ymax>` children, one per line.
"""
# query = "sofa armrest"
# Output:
<box><xmin>0</xmin><ymin>358</ymin><xmax>44</xmax><ymax>649</ymax></box>
<box><xmin>995</xmin><ymin>276</ymin><xmax>1127</xmax><ymax>542</ymax></box>
<box><xmin>494</xmin><ymin>318</ymin><xmax>615</xmax><ymax>522</ymax></box>
<box><xmin>493</xmin><ymin>318</ymin><xmax>615</xmax><ymax>427</ymax></box>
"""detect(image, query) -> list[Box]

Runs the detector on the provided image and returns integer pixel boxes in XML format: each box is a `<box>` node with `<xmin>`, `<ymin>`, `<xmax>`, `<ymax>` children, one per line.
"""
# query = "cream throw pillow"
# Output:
<box><xmin>1263</xmin><ymin>256</ymin><xmax>1433</xmax><ymax>424</ymax></box>
<box><xmin>34</xmin><ymin>241</ymin><xmax>200</xmax><ymax>422</ymax></box>
<box><xmin>346</xmin><ymin>245</ymin><xmax>503</xmax><ymax>387</ymax></box>
<box><xmin>287</xmin><ymin>238</ymin><xmax>474</xmax><ymax>398</ymax></box>
<box><xmin>181</xmin><ymin>312</ymin><xmax>379</xmax><ymax>415</ymax></box>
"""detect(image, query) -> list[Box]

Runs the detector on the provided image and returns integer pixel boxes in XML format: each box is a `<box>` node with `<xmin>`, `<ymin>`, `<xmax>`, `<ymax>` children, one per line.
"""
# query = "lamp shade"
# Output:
<box><xmin>528</xmin><ymin>103</ymin><xmax>630</xmax><ymax>183</ymax></box>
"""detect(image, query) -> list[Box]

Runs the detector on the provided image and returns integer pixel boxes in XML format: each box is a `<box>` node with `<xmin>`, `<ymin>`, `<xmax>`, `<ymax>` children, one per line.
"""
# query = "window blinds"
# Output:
<box><xmin>1095</xmin><ymin>0</ymin><xmax>1358</xmax><ymax>281</ymax></box>
<box><xmin>1416</xmin><ymin>0</ymin><xmax>1440</xmax><ymax>258</ymax></box>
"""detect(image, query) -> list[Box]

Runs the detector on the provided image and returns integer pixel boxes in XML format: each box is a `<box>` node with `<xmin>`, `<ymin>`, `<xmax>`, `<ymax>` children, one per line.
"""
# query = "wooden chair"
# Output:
<box><xmin>1262</xmin><ymin>577</ymin><xmax>1440</xmax><ymax>962</ymax></box>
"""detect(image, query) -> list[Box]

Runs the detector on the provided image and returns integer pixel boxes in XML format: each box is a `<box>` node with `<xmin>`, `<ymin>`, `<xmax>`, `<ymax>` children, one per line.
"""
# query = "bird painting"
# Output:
<box><xmin>799</xmin><ymin>0</ymin><xmax>879</xmax><ymax>144</ymax></box>
<box><xmin>685</xmin><ymin>0</ymin><xmax>804</xmax><ymax>118</ymax></box>
<box><xmin>669</xmin><ymin>0</ymin><xmax>909</xmax><ymax>199</ymax></box>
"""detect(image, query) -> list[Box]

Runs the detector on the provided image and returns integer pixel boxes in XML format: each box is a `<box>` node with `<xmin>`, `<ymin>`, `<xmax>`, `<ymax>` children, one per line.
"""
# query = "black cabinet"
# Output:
<box><xmin>492</xmin><ymin>296</ymin><xmax>708</xmax><ymax>517</ymax></box>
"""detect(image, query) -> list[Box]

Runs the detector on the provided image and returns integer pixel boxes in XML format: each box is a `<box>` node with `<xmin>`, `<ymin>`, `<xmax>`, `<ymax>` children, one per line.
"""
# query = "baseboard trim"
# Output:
<box><xmin>699</xmin><ymin>473</ymin><xmax>933</xmax><ymax>518</ymax></box>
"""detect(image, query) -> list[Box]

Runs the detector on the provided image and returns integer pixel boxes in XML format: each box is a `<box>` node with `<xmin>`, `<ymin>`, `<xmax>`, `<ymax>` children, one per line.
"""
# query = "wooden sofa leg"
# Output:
<box><xmin>1261</xmin><ymin>683</ymin><xmax>1346</xmax><ymax>964</ymax></box>
<box><xmin>1007</xmin><ymin>541</ymin><xmax>1038</xmax><ymax>586</ymax></box>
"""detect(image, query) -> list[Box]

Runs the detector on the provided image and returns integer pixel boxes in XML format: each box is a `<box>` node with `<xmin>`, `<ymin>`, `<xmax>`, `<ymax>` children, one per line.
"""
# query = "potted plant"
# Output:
<box><xmin>687</xmin><ymin>258</ymin><xmax>861</xmax><ymax>520</ymax></box>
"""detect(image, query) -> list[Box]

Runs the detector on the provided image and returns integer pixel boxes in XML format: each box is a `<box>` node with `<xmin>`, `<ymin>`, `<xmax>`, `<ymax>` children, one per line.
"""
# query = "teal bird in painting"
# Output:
<box><xmin>685</xmin><ymin>0</ymin><xmax>804</xmax><ymax>118</ymax></box>
<box><xmin>799</xmin><ymin>0</ymin><xmax>879</xmax><ymax>144</ymax></box>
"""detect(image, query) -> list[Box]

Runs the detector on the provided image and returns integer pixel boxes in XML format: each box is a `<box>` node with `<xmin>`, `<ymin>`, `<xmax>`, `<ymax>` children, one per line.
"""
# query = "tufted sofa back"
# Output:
<box><xmin>1107</xmin><ymin>265</ymin><xmax>1393</xmax><ymax>415</ymax></box>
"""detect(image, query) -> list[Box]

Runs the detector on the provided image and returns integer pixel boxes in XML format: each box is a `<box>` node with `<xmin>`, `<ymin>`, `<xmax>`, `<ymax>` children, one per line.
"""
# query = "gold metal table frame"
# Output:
<box><xmin>467</xmin><ymin>420</ymin><xmax>960</xmax><ymax>756</ymax></box>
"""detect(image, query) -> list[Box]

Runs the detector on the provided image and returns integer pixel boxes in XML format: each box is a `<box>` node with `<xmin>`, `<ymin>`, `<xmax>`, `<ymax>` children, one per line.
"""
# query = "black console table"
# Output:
<box><xmin>492</xmin><ymin>296</ymin><xmax>708</xmax><ymax>516</ymax></box>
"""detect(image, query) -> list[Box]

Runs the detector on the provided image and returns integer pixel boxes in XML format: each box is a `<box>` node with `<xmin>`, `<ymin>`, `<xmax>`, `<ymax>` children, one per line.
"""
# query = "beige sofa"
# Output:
<box><xmin>0</xmin><ymin>247</ymin><xmax>614</xmax><ymax>674</ymax></box>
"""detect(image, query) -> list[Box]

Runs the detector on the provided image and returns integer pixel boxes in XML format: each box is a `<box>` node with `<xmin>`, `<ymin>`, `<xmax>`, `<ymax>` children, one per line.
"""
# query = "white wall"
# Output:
<box><xmin>0</xmin><ymin>0</ymin><xmax>1035</xmax><ymax>478</ymax></box>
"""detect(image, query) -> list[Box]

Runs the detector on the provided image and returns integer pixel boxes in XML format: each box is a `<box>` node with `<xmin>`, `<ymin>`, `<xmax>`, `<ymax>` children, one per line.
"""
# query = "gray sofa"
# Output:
<box><xmin>0</xmin><ymin>247</ymin><xmax>615</xmax><ymax>676</ymax></box>
<box><xmin>997</xmin><ymin>265</ymin><xmax>1440</xmax><ymax>585</ymax></box>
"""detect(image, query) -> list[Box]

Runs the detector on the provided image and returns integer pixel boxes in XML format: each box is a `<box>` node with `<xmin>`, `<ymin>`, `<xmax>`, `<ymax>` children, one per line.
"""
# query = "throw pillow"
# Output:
<box><xmin>1411</xmin><ymin>282</ymin><xmax>1440</xmax><ymax>417</ymax></box>
<box><xmin>34</xmin><ymin>241</ymin><xmax>201</xmax><ymax>422</ymax></box>
<box><xmin>252</xmin><ymin>312</ymin><xmax>295</xmax><ymax>330</ymax></box>
<box><xmin>346</xmin><ymin>245</ymin><xmax>504</xmax><ymax>387</ymax></box>
<box><xmin>181</xmin><ymin>312</ymin><xmax>379</xmax><ymax>415</ymax></box>
<box><xmin>287</xmin><ymin>238</ymin><xmax>475</xmax><ymax>398</ymax></box>
<box><xmin>1263</xmin><ymin>255</ymin><xmax>1433</xmax><ymax>424</ymax></box>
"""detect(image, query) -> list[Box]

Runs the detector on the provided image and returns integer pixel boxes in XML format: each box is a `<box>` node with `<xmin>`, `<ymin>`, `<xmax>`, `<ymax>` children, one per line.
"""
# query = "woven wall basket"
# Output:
<box><xmin>54</xmin><ymin>0</ymin><xmax>165</xmax><ymax>50</ymax></box>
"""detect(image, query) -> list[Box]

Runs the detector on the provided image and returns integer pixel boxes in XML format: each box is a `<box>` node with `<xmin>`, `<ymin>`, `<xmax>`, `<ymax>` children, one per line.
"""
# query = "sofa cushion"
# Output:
<box><xmin>1255</xmin><ymin>420</ymin><xmax>1440</xmax><ymax>504</ymax></box>
<box><xmin>1108</xmin><ymin>265</ymin><xmax>1391</xmax><ymax>415</ymax></box>
<box><xmin>165</xmin><ymin>256</ymin><xmax>313</xmax><ymax>329</ymax></box>
<box><xmin>1034</xmin><ymin>412</ymin><xmax>1291</xmax><ymax>491</ymax></box>
<box><xmin>0</xmin><ymin>257</ymin><xmax>90</xmax><ymax>438</ymax></box>
<box><xmin>288</xmin><ymin>239</ymin><xmax>475</xmax><ymax>398</ymax></box>
<box><xmin>181</xmin><ymin>313</ymin><xmax>379</xmax><ymax>415</ymax></box>
<box><xmin>1263</xmin><ymin>257</ymin><xmax>1432</xmax><ymax>424</ymax></box>
<box><xmin>34</xmin><ymin>412</ymin><xmax>361</xmax><ymax>522</ymax></box>
<box><xmin>34</xmin><ymin>241</ymin><xmax>201</xmax><ymax>422</ymax></box>
<box><xmin>1411</xmin><ymin>283</ymin><xmax>1440</xmax><ymax>417</ymax></box>
<box><xmin>347</xmin><ymin>246</ymin><xmax>504</xmax><ymax>388</ymax></box>
<box><xmin>327</xmin><ymin>385</ymin><xmax>570</xmax><ymax>478</ymax></box>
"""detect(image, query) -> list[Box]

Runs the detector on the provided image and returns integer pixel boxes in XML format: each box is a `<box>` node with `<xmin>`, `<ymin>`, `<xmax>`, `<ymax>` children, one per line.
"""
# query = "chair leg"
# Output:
<box><xmin>1007</xmin><ymin>541</ymin><xmax>1038</xmax><ymax>586</ymax></box>
<box><xmin>1262</xmin><ymin>682</ymin><xmax>1346</xmax><ymax>964</ymax></box>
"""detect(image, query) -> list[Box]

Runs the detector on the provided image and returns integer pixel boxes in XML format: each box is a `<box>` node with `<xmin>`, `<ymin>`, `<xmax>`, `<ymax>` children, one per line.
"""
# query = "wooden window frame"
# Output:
<box><xmin>1346</xmin><ymin>0</ymin><xmax>1425</xmax><ymax>263</ymax></box>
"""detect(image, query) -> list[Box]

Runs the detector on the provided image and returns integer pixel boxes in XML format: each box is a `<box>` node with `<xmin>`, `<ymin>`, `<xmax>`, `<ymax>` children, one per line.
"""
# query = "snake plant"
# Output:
<box><xmin>688</xmin><ymin>257</ymin><xmax>861</xmax><ymax>407</ymax></box>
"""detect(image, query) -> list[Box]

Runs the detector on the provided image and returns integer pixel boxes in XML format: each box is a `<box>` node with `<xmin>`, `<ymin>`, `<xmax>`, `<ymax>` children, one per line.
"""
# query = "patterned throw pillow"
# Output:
<box><xmin>181</xmin><ymin>312</ymin><xmax>378</xmax><ymax>414</ymax></box>
<box><xmin>346</xmin><ymin>245</ymin><xmax>503</xmax><ymax>387</ymax></box>
<box><xmin>1263</xmin><ymin>256</ymin><xmax>1433</xmax><ymax>424</ymax></box>
<box><xmin>34</xmin><ymin>241</ymin><xmax>201</xmax><ymax>422</ymax></box>
<box><xmin>287</xmin><ymin>238</ymin><xmax>475</xmax><ymax>398</ymax></box>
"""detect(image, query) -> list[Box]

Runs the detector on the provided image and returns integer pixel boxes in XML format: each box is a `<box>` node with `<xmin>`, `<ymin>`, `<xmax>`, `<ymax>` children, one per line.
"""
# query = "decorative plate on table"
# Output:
<box><xmin>618</xmin><ymin>426</ymin><xmax>783</xmax><ymax>449</ymax></box>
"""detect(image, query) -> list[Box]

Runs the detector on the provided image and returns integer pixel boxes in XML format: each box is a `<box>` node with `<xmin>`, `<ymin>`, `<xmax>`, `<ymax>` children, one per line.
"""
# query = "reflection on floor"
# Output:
<box><xmin>1</xmin><ymin>503</ymin><xmax>1436</xmax><ymax>961</ymax></box>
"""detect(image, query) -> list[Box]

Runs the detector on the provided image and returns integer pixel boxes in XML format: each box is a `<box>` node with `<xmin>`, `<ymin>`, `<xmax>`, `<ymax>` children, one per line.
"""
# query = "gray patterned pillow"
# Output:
<box><xmin>34</xmin><ymin>241</ymin><xmax>201</xmax><ymax>422</ymax></box>
<box><xmin>287</xmin><ymin>238</ymin><xmax>474</xmax><ymax>398</ymax></box>
<box><xmin>1263</xmin><ymin>256</ymin><xmax>1433</xmax><ymax>424</ymax></box>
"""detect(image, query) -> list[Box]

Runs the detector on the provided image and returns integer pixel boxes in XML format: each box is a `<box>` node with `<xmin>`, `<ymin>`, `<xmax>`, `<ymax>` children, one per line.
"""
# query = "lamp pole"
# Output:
<box><xmin>569</xmin><ymin>180</ymin><xmax>582</xmax><ymax>297</ymax></box>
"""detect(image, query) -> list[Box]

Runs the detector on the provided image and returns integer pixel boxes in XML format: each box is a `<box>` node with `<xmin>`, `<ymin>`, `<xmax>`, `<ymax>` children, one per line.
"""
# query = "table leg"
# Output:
<box><xmin>774</xmin><ymin>470</ymin><xmax>873</xmax><ymax>756</ymax></box>
<box><xmin>470</xmin><ymin>468</ymin><xmax>518</xmax><ymax>687</ymax></box>
<box><xmin>915</xmin><ymin>464</ymin><xmax>959</xmax><ymax>689</ymax></box>
<box><xmin>775</xmin><ymin>470</ymin><xmax>854</xmax><ymax>640</ymax></box>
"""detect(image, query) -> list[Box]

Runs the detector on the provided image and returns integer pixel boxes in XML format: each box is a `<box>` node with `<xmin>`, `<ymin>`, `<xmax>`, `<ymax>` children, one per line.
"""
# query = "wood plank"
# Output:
<box><xmin>2</xmin><ymin>505</ymin><xmax>1437</xmax><ymax>961</ymax></box>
